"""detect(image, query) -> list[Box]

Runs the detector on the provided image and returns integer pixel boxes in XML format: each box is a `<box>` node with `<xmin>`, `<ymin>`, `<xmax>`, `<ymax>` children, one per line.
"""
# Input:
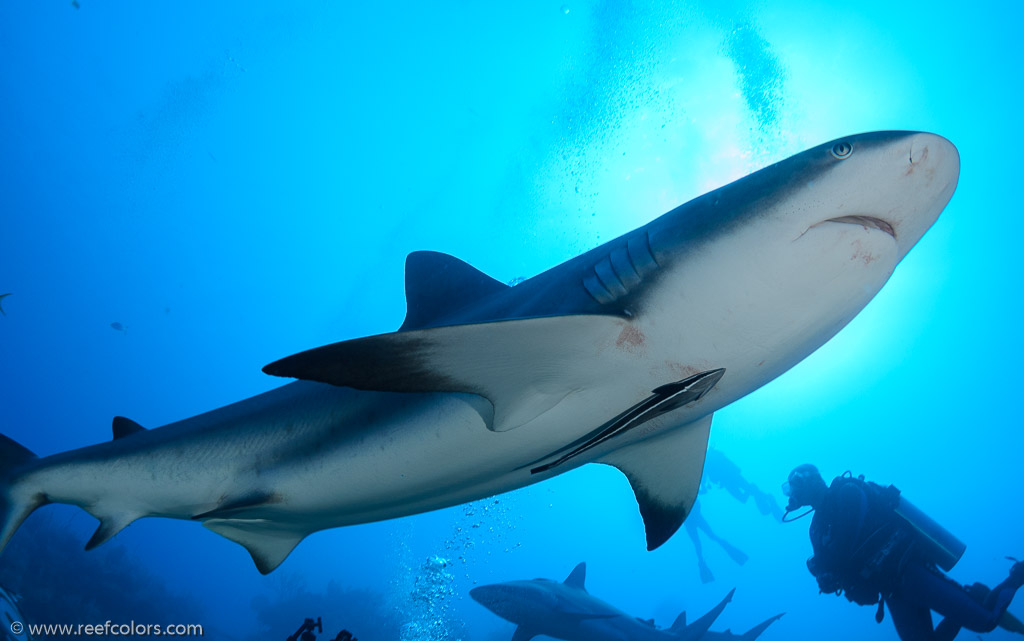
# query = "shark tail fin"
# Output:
<box><xmin>0</xmin><ymin>434</ymin><xmax>46</xmax><ymax>553</ymax></box>
<box><xmin>741</xmin><ymin>613</ymin><xmax>785</xmax><ymax>640</ymax></box>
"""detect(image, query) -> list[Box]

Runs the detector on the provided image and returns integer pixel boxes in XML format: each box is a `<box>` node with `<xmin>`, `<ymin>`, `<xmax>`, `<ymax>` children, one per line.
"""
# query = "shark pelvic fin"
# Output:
<box><xmin>264</xmin><ymin>315</ymin><xmax>629</xmax><ymax>432</ymax></box>
<box><xmin>400</xmin><ymin>251</ymin><xmax>510</xmax><ymax>331</ymax></box>
<box><xmin>510</xmin><ymin>626</ymin><xmax>536</xmax><ymax>641</ymax></box>
<box><xmin>563</xmin><ymin>562</ymin><xmax>587</xmax><ymax>590</ymax></box>
<box><xmin>85</xmin><ymin>512</ymin><xmax>139</xmax><ymax>550</ymax></box>
<box><xmin>599</xmin><ymin>413</ymin><xmax>712</xmax><ymax>550</ymax></box>
<box><xmin>202</xmin><ymin>519</ymin><xmax>306</xmax><ymax>575</ymax></box>
<box><xmin>111</xmin><ymin>416</ymin><xmax>147</xmax><ymax>440</ymax></box>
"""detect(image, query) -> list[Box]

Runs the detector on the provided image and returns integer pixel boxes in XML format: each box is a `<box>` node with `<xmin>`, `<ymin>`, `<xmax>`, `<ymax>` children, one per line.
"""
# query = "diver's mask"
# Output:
<box><xmin>781</xmin><ymin>464</ymin><xmax>820</xmax><ymax>522</ymax></box>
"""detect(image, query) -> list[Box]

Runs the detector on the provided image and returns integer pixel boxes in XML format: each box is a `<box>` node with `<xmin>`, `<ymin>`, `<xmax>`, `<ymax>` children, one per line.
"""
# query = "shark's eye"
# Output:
<box><xmin>831</xmin><ymin>141</ymin><xmax>853</xmax><ymax>159</ymax></box>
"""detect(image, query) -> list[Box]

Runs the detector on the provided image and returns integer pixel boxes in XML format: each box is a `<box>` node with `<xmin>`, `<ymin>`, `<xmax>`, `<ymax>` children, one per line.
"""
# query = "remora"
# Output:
<box><xmin>0</xmin><ymin>131</ymin><xmax>959</xmax><ymax>573</ymax></box>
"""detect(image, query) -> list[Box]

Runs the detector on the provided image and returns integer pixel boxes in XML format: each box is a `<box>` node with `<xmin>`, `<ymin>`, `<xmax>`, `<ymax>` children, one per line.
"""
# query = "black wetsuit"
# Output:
<box><xmin>808</xmin><ymin>476</ymin><xmax>1020</xmax><ymax>641</ymax></box>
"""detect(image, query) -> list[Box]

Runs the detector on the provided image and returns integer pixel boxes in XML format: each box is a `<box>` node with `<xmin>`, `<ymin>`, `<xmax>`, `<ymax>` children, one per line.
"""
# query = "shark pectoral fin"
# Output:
<box><xmin>400</xmin><ymin>251</ymin><xmax>510</xmax><ymax>331</ymax></box>
<box><xmin>111</xmin><ymin>416</ymin><xmax>147</xmax><ymax>440</ymax></box>
<box><xmin>202</xmin><ymin>519</ymin><xmax>306</xmax><ymax>575</ymax></box>
<box><xmin>598</xmin><ymin>413</ymin><xmax>713</xmax><ymax>550</ymax></box>
<box><xmin>510</xmin><ymin>626</ymin><xmax>536</xmax><ymax>641</ymax></box>
<box><xmin>84</xmin><ymin>511</ymin><xmax>141</xmax><ymax>550</ymax></box>
<box><xmin>263</xmin><ymin>315</ymin><xmax>628</xmax><ymax>432</ymax></box>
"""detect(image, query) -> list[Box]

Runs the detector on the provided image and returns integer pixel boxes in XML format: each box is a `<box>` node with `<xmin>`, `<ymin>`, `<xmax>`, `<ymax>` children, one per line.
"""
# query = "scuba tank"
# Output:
<box><xmin>893</xmin><ymin>492</ymin><xmax>966</xmax><ymax>572</ymax></box>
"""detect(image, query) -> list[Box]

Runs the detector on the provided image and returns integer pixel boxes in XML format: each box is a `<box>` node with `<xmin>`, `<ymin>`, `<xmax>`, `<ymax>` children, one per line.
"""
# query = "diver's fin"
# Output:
<box><xmin>111</xmin><ymin>416</ymin><xmax>147</xmax><ymax>440</ymax></box>
<box><xmin>741</xmin><ymin>613</ymin><xmax>785</xmax><ymax>640</ymax></box>
<box><xmin>84</xmin><ymin>512</ymin><xmax>139</xmax><ymax>550</ymax></box>
<box><xmin>202</xmin><ymin>519</ymin><xmax>306</xmax><ymax>575</ymax></box>
<box><xmin>264</xmin><ymin>315</ymin><xmax>630</xmax><ymax>432</ymax></box>
<box><xmin>563</xmin><ymin>562</ymin><xmax>587</xmax><ymax>590</ymax></box>
<box><xmin>400</xmin><ymin>251</ymin><xmax>509</xmax><ymax>331</ymax></box>
<box><xmin>510</xmin><ymin>626</ymin><xmax>537</xmax><ymax>641</ymax></box>
<box><xmin>0</xmin><ymin>434</ymin><xmax>44</xmax><ymax>553</ymax></box>
<box><xmin>191</xmin><ymin>491</ymin><xmax>278</xmax><ymax>520</ymax></box>
<box><xmin>598</xmin><ymin>413</ymin><xmax>712</xmax><ymax>550</ymax></box>
<box><xmin>685</xmin><ymin>588</ymin><xmax>735</xmax><ymax>639</ymax></box>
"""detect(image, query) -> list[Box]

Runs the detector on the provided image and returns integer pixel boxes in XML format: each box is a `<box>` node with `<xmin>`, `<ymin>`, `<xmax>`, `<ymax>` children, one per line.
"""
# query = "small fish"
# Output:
<box><xmin>110</xmin><ymin>322</ymin><xmax>127</xmax><ymax>333</ymax></box>
<box><xmin>0</xmin><ymin>293</ymin><xmax>10</xmax><ymax>316</ymax></box>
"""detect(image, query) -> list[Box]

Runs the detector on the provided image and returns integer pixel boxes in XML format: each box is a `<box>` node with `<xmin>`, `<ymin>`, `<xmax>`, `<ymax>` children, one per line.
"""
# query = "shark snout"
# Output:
<box><xmin>470</xmin><ymin>582</ymin><xmax>555</xmax><ymax>621</ymax></box>
<box><xmin>470</xmin><ymin>584</ymin><xmax>500</xmax><ymax>606</ymax></box>
<box><xmin>894</xmin><ymin>132</ymin><xmax>960</xmax><ymax>257</ymax></box>
<box><xmin>470</xmin><ymin>584</ymin><xmax>520</xmax><ymax>615</ymax></box>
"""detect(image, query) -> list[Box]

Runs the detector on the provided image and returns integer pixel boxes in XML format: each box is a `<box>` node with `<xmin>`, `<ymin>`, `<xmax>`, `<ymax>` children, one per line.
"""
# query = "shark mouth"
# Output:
<box><xmin>825</xmin><ymin>215</ymin><xmax>896</xmax><ymax>239</ymax></box>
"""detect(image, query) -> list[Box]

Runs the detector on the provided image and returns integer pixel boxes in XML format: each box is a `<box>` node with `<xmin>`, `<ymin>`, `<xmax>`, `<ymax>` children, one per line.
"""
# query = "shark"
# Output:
<box><xmin>470</xmin><ymin>562</ymin><xmax>784</xmax><ymax>641</ymax></box>
<box><xmin>0</xmin><ymin>131</ymin><xmax>959</xmax><ymax>573</ymax></box>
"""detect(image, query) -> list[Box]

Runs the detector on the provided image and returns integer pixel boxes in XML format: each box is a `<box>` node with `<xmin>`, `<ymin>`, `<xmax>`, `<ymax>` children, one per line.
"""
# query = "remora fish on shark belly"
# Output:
<box><xmin>0</xmin><ymin>131</ymin><xmax>960</xmax><ymax>573</ymax></box>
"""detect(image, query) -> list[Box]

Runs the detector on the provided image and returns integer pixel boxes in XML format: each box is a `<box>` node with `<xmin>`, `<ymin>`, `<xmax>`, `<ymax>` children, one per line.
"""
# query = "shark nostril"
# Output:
<box><xmin>910</xmin><ymin>140</ymin><xmax>930</xmax><ymax>165</ymax></box>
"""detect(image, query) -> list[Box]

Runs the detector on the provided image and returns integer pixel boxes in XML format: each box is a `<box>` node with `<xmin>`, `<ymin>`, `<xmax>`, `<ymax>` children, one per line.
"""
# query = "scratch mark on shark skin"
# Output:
<box><xmin>615</xmin><ymin>325</ymin><xmax>645</xmax><ymax>352</ymax></box>
<box><xmin>665</xmin><ymin>361</ymin><xmax>700</xmax><ymax>380</ymax></box>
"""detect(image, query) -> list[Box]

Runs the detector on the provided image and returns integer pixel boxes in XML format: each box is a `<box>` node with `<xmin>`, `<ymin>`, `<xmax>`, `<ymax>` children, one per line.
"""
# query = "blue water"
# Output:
<box><xmin>1</xmin><ymin>2</ymin><xmax>1020</xmax><ymax>640</ymax></box>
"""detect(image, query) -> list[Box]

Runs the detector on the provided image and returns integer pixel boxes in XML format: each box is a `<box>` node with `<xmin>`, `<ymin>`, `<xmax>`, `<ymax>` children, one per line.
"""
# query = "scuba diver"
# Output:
<box><xmin>685</xmin><ymin>448</ymin><xmax>784</xmax><ymax>583</ymax></box>
<box><xmin>284</xmin><ymin>618</ymin><xmax>357</xmax><ymax>641</ymax></box>
<box><xmin>783</xmin><ymin>464</ymin><xmax>1024</xmax><ymax>641</ymax></box>
<box><xmin>286</xmin><ymin>618</ymin><xmax>322</xmax><ymax>641</ymax></box>
<box><xmin>705</xmin><ymin>448</ymin><xmax>784</xmax><ymax>521</ymax></box>
<box><xmin>684</xmin><ymin>497</ymin><xmax>749</xmax><ymax>583</ymax></box>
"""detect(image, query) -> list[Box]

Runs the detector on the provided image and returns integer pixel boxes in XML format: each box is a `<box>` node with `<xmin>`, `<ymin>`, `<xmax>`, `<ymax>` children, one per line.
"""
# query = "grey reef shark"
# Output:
<box><xmin>0</xmin><ymin>132</ymin><xmax>959</xmax><ymax>573</ymax></box>
<box><xmin>470</xmin><ymin>562</ymin><xmax>783</xmax><ymax>641</ymax></box>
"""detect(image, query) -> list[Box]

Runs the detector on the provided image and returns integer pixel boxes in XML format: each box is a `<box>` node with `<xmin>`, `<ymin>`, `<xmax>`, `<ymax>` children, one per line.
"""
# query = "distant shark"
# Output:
<box><xmin>470</xmin><ymin>562</ymin><xmax>783</xmax><ymax>641</ymax></box>
<box><xmin>0</xmin><ymin>293</ymin><xmax>9</xmax><ymax>316</ymax></box>
<box><xmin>0</xmin><ymin>132</ymin><xmax>959</xmax><ymax>573</ymax></box>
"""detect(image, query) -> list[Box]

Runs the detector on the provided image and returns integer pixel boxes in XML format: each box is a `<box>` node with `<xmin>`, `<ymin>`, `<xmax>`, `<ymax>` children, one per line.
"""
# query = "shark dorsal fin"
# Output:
<box><xmin>112</xmin><ymin>416</ymin><xmax>147</xmax><ymax>440</ymax></box>
<box><xmin>687</xmin><ymin>588</ymin><xmax>735</xmax><ymax>638</ymax></box>
<box><xmin>400</xmin><ymin>251</ymin><xmax>509</xmax><ymax>331</ymax></box>
<box><xmin>563</xmin><ymin>562</ymin><xmax>587</xmax><ymax>590</ymax></box>
<box><xmin>670</xmin><ymin>611</ymin><xmax>687</xmax><ymax>633</ymax></box>
<box><xmin>742</xmin><ymin>613</ymin><xmax>785</xmax><ymax>640</ymax></box>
